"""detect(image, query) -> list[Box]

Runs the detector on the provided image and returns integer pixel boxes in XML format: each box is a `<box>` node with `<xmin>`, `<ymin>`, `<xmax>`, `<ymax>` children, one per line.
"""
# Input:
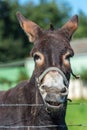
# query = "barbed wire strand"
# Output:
<box><xmin>0</xmin><ymin>102</ymin><xmax>87</xmax><ymax>107</ymax></box>
<box><xmin>0</xmin><ymin>124</ymin><xmax>87</xmax><ymax>128</ymax></box>
<box><xmin>0</xmin><ymin>103</ymin><xmax>87</xmax><ymax>128</ymax></box>
<box><xmin>68</xmin><ymin>102</ymin><xmax>87</xmax><ymax>105</ymax></box>
<box><xmin>0</xmin><ymin>103</ymin><xmax>48</xmax><ymax>107</ymax></box>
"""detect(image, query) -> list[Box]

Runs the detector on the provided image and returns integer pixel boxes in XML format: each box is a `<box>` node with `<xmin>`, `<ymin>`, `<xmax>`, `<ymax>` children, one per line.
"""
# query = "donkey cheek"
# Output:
<box><xmin>63</xmin><ymin>60</ymin><xmax>70</xmax><ymax>69</ymax></box>
<box><xmin>36</xmin><ymin>60</ymin><xmax>44</xmax><ymax>66</ymax></box>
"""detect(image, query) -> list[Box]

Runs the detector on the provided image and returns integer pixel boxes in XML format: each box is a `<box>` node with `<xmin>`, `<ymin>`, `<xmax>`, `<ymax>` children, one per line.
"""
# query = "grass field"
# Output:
<box><xmin>66</xmin><ymin>100</ymin><xmax>87</xmax><ymax>130</ymax></box>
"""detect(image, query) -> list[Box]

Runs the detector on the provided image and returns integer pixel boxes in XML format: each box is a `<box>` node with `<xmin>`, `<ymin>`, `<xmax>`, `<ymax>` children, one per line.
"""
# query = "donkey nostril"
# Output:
<box><xmin>41</xmin><ymin>85</ymin><xmax>47</xmax><ymax>90</ymax></box>
<box><xmin>61</xmin><ymin>87</ymin><xmax>66</xmax><ymax>93</ymax></box>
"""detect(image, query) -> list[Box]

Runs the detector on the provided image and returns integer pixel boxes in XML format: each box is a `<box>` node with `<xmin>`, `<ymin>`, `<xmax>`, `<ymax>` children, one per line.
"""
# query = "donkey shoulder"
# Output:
<box><xmin>0</xmin><ymin>80</ymin><xmax>29</xmax><ymax>103</ymax></box>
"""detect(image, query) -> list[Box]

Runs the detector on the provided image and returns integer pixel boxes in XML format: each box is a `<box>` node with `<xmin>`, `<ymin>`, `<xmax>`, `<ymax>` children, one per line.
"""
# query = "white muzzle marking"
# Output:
<box><xmin>36</xmin><ymin>67</ymin><xmax>69</xmax><ymax>108</ymax></box>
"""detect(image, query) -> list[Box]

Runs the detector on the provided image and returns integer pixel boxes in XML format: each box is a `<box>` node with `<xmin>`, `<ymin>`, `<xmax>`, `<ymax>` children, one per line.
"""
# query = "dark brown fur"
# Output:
<box><xmin>0</xmin><ymin>13</ymin><xmax>78</xmax><ymax>130</ymax></box>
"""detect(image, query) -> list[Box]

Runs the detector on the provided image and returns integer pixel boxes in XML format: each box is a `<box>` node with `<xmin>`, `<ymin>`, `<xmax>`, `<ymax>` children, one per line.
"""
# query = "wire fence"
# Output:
<box><xmin>0</xmin><ymin>124</ymin><xmax>87</xmax><ymax>129</ymax></box>
<box><xmin>0</xmin><ymin>102</ymin><xmax>87</xmax><ymax>129</ymax></box>
<box><xmin>0</xmin><ymin>102</ymin><xmax>87</xmax><ymax>107</ymax></box>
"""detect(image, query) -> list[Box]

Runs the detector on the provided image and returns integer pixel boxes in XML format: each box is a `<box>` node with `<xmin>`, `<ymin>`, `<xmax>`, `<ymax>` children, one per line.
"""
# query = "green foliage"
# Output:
<box><xmin>74</xmin><ymin>11</ymin><xmax>87</xmax><ymax>38</ymax></box>
<box><xmin>0</xmin><ymin>77</ymin><xmax>12</xmax><ymax>85</ymax></box>
<box><xmin>25</xmin><ymin>1</ymin><xmax>71</xmax><ymax>29</ymax></box>
<box><xmin>17</xmin><ymin>69</ymin><xmax>29</xmax><ymax>82</ymax></box>
<box><xmin>0</xmin><ymin>0</ymin><xmax>71</xmax><ymax>62</ymax></box>
<box><xmin>0</xmin><ymin>0</ymin><xmax>32</xmax><ymax>62</ymax></box>
<box><xmin>0</xmin><ymin>0</ymin><xmax>87</xmax><ymax>62</ymax></box>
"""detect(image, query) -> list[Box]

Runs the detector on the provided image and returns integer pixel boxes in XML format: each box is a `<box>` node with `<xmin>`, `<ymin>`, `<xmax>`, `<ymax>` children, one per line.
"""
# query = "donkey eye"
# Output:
<box><xmin>65</xmin><ymin>55</ymin><xmax>71</xmax><ymax>61</ymax></box>
<box><xmin>62</xmin><ymin>52</ymin><xmax>73</xmax><ymax>67</ymax></box>
<box><xmin>33</xmin><ymin>54</ymin><xmax>40</xmax><ymax>61</ymax></box>
<box><xmin>33</xmin><ymin>52</ymin><xmax>44</xmax><ymax>66</ymax></box>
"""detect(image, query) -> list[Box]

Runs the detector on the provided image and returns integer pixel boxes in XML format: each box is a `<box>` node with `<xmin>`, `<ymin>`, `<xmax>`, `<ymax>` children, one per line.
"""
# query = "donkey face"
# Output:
<box><xmin>16</xmin><ymin>12</ymin><xmax>78</xmax><ymax>109</ymax></box>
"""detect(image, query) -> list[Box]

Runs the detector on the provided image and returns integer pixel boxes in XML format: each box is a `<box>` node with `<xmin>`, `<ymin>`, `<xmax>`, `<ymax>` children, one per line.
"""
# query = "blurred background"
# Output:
<box><xmin>0</xmin><ymin>0</ymin><xmax>87</xmax><ymax>129</ymax></box>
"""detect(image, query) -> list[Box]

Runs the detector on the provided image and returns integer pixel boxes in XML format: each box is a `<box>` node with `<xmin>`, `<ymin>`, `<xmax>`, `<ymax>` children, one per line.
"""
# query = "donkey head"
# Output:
<box><xmin>16</xmin><ymin>12</ymin><xmax>78</xmax><ymax>110</ymax></box>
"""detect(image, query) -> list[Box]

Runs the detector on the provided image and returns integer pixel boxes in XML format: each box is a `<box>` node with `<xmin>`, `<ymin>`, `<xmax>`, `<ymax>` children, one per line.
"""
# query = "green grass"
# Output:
<box><xmin>66</xmin><ymin>100</ymin><xmax>87</xmax><ymax>130</ymax></box>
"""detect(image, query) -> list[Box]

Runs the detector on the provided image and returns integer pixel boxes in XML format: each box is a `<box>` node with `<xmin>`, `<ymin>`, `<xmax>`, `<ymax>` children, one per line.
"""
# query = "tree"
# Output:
<box><xmin>0</xmin><ymin>0</ymin><xmax>71</xmax><ymax>62</ymax></box>
<box><xmin>0</xmin><ymin>0</ymin><xmax>30</xmax><ymax>62</ymax></box>
<box><xmin>74</xmin><ymin>11</ymin><xmax>87</xmax><ymax>38</ymax></box>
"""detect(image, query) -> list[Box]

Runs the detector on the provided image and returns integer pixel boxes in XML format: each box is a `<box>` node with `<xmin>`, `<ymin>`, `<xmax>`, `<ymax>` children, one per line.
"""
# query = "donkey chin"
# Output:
<box><xmin>39</xmin><ymin>71</ymin><xmax>68</xmax><ymax>109</ymax></box>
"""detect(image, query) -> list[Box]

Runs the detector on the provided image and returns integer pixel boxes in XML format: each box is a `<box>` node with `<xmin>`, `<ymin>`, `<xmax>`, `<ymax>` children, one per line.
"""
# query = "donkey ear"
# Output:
<box><xmin>16</xmin><ymin>12</ymin><xmax>42</xmax><ymax>43</ymax></box>
<box><xmin>61</xmin><ymin>15</ymin><xmax>78</xmax><ymax>40</ymax></box>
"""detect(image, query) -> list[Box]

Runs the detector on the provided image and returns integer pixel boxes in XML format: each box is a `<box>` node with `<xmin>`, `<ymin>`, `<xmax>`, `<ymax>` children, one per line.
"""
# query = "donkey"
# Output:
<box><xmin>0</xmin><ymin>12</ymin><xmax>78</xmax><ymax>130</ymax></box>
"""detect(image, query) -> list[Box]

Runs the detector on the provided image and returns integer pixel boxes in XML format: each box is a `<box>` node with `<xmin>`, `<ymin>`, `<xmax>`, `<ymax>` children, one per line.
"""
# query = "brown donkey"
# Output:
<box><xmin>0</xmin><ymin>12</ymin><xmax>78</xmax><ymax>130</ymax></box>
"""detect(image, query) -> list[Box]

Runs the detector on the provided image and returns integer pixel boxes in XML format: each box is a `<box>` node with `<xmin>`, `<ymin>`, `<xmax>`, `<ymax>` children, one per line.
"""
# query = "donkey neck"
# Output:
<box><xmin>25</xmin><ymin>75</ymin><xmax>67</xmax><ymax>129</ymax></box>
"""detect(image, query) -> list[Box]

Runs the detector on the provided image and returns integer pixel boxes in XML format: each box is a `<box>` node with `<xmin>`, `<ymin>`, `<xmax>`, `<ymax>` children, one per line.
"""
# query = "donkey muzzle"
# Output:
<box><xmin>36</xmin><ymin>67</ymin><xmax>69</xmax><ymax>108</ymax></box>
<box><xmin>39</xmin><ymin>85</ymin><xmax>68</xmax><ymax>108</ymax></box>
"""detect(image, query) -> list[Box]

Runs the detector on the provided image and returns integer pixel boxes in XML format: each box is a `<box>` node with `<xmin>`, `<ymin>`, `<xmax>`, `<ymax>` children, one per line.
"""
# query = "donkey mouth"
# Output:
<box><xmin>42</xmin><ymin>92</ymin><xmax>67</xmax><ymax>109</ymax></box>
<box><xmin>39</xmin><ymin>82</ymin><xmax>68</xmax><ymax>108</ymax></box>
<box><xmin>46</xmin><ymin>100</ymin><xmax>62</xmax><ymax>107</ymax></box>
<box><xmin>39</xmin><ymin>83</ymin><xmax>68</xmax><ymax>108</ymax></box>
